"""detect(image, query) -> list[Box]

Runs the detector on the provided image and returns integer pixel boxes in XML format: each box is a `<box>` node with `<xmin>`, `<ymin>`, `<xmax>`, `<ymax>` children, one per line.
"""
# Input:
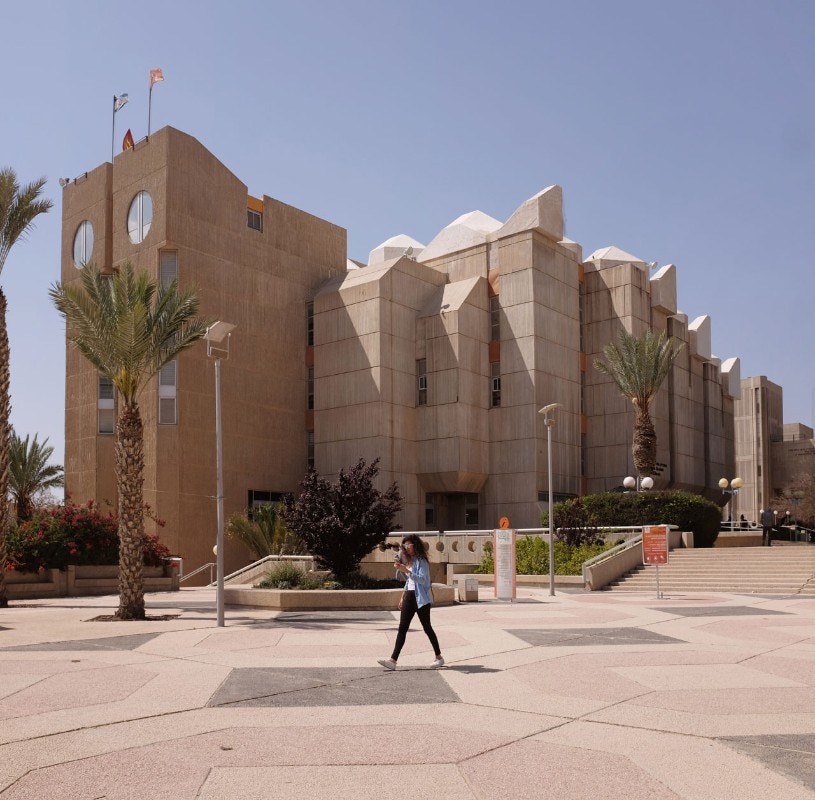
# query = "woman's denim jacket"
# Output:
<box><xmin>404</xmin><ymin>556</ymin><xmax>433</xmax><ymax>608</ymax></box>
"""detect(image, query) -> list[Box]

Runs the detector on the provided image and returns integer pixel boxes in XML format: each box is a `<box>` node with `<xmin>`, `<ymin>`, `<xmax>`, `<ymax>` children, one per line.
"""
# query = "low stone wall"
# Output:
<box><xmin>714</xmin><ymin>531</ymin><xmax>763</xmax><ymax>548</ymax></box>
<box><xmin>5</xmin><ymin>565</ymin><xmax>179</xmax><ymax>599</ymax></box>
<box><xmin>224</xmin><ymin>583</ymin><xmax>456</xmax><ymax>611</ymax></box>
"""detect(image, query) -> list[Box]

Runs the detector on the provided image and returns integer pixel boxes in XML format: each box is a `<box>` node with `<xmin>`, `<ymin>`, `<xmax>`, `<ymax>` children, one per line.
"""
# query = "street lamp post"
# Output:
<box><xmin>539</xmin><ymin>403</ymin><xmax>563</xmax><ymax>597</ymax></box>
<box><xmin>718</xmin><ymin>477</ymin><xmax>743</xmax><ymax>532</ymax></box>
<box><xmin>205</xmin><ymin>321</ymin><xmax>236</xmax><ymax>628</ymax></box>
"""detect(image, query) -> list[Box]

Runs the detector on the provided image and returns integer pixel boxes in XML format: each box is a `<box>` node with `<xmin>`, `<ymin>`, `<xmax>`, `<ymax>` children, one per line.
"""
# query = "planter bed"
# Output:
<box><xmin>224</xmin><ymin>583</ymin><xmax>455</xmax><ymax>611</ymax></box>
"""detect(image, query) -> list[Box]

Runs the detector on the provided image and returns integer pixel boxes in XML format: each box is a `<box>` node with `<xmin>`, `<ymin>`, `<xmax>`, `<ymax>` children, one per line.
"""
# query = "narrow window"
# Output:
<box><xmin>307</xmin><ymin>367</ymin><xmax>314</xmax><ymax>410</ymax></box>
<box><xmin>307</xmin><ymin>431</ymin><xmax>315</xmax><ymax>470</ymax></box>
<box><xmin>490</xmin><ymin>362</ymin><xmax>501</xmax><ymax>408</ymax></box>
<box><xmin>158</xmin><ymin>360</ymin><xmax>177</xmax><ymax>425</ymax></box>
<box><xmin>127</xmin><ymin>191</ymin><xmax>153</xmax><ymax>244</ymax></box>
<box><xmin>306</xmin><ymin>302</ymin><xmax>314</xmax><ymax>346</ymax></box>
<box><xmin>98</xmin><ymin>374</ymin><xmax>115</xmax><ymax>434</ymax></box>
<box><xmin>417</xmin><ymin>358</ymin><xmax>427</xmax><ymax>406</ymax></box>
<box><xmin>73</xmin><ymin>220</ymin><xmax>94</xmax><ymax>267</ymax></box>
<box><xmin>465</xmin><ymin>493</ymin><xmax>479</xmax><ymax>527</ymax></box>
<box><xmin>489</xmin><ymin>296</ymin><xmax>500</xmax><ymax>341</ymax></box>
<box><xmin>425</xmin><ymin>493</ymin><xmax>435</xmax><ymax>528</ymax></box>
<box><xmin>159</xmin><ymin>250</ymin><xmax>177</xmax><ymax>289</ymax></box>
<box><xmin>247</xmin><ymin>208</ymin><xmax>263</xmax><ymax>231</ymax></box>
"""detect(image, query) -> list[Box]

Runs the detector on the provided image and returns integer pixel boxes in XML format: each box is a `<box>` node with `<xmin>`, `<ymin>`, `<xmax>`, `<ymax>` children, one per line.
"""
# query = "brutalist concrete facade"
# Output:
<box><xmin>62</xmin><ymin>129</ymin><xmax>739</xmax><ymax>573</ymax></box>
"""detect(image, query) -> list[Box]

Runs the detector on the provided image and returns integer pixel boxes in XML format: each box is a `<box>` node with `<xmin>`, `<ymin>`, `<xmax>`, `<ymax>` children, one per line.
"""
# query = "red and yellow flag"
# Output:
<box><xmin>150</xmin><ymin>68</ymin><xmax>164</xmax><ymax>89</ymax></box>
<box><xmin>123</xmin><ymin>129</ymin><xmax>135</xmax><ymax>151</ymax></box>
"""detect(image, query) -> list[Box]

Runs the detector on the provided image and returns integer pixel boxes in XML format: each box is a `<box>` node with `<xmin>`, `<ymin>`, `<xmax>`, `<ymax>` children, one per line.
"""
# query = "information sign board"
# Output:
<box><xmin>493</xmin><ymin>528</ymin><xmax>516</xmax><ymax>601</ymax></box>
<box><xmin>642</xmin><ymin>525</ymin><xmax>669</xmax><ymax>565</ymax></box>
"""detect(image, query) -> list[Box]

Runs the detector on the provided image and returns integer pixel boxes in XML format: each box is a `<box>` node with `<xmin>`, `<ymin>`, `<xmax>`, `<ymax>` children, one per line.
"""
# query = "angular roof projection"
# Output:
<box><xmin>721</xmin><ymin>357</ymin><xmax>742</xmax><ymax>399</ymax></box>
<box><xmin>368</xmin><ymin>234</ymin><xmax>425</xmax><ymax>266</ymax></box>
<box><xmin>418</xmin><ymin>276</ymin><xmax>482</xmax><ymax>318</ymax></box>
<box><xmin>419</xmin><ymin>210</ymin><xmax>502</xmax><ymax>262</ymax></box>
<box><xmin>498</xmin><ymin>185</ymin><xmax>563</xmax><ymax>241</ymax></box>
<box><xmin>585</xmin><ymin>246</ymin><xmax>648</xmax><ymax>270</ymax></box>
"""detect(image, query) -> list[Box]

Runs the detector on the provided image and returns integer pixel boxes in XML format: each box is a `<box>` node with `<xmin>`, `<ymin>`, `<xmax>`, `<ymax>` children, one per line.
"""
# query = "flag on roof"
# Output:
<box><xmin>113</xmin><ymin>93</ymin><xmax>129</xmax><ymax>112</ymax></box>
<box><xmin>122</xmin><ymin>129</ymin><xmax>135</xmax><ymax>151</ymax></box>
<box><xmin>150</xmin><ymin>68</ymin><xmax>164</xmax><ymax>89</ymax></box>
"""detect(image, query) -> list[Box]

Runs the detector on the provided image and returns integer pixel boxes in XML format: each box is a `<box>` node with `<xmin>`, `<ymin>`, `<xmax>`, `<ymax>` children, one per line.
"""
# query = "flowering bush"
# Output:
<box><xmin>5</xmin><ymin>500</ymin><xmax>173</xmax><ymax>573</ymax></box>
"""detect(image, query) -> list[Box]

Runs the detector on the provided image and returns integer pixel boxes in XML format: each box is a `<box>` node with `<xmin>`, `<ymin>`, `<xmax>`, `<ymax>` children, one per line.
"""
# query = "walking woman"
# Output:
<box><xmin>378</xmin><ymin>534</ymin><xmax>444</xmax><ymax>669</ymax></box>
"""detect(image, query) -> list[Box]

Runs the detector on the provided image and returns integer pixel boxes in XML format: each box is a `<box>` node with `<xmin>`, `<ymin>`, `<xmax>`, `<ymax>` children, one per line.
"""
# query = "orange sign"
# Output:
<box><xmin>642</xmin><ymin>525</ymin><xmax>669</xmax><ymax>565</ymax></box>
<box><xmin>499</xmin><ymin>516</ymin><xmax>510</xmax><ymax>529</ymax></box>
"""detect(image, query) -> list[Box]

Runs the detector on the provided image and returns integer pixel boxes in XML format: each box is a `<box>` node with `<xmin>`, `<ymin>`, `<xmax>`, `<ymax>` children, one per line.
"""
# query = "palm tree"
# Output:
<box><xmin>8</xmin><ymin>432</ymin><xmax>64</xmax><ymax>521</ymax></box>
<box><xmin>0</xmin><ymin>168</ymin><xmax>52</xmax><ymax>607</ymax></box>
<box><xmin>594</xmin><ymin>327</ymin><xmax>683</xmax><ymax>478</ymax></box>
<box><xmin>50</xmin><ymin>263</ymin><xmax>209</xmax><ymax>619</ymax></box>
<box><xmin>227</xmin><ymin>503</ymin><xmax>306</xmax><ymax>559</ymax></box>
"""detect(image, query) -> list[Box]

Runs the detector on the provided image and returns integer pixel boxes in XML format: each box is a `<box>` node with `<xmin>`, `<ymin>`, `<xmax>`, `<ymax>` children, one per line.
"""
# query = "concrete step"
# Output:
<box><xmin>607</xmin><ymin>547</ymin><xmax>815</xmax><ymax>593</ymax></box>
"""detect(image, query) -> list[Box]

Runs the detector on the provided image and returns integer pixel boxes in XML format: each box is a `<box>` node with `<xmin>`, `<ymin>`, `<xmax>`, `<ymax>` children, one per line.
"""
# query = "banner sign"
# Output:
<box><xmin>494</xmin><ymin>528</ymin><xmax>516</xmax><ymax>601</ymax></box>
<box><xmin>642</xmin><ymin>525</ymin><xmax>669</xmax><ymax>565</ymax></box>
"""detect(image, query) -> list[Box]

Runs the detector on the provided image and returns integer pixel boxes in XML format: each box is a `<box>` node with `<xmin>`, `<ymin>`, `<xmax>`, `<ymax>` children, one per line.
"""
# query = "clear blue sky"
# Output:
<box><xmin>1</xmin><ymin>0</ymin><xmax>813</xmax><ymax>469</ymax></box>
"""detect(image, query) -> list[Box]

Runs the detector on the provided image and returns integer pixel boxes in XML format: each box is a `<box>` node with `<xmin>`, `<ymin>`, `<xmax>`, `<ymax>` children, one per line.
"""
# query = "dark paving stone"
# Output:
<box><xmin>658</xmin><ymin>606</ymin><xmax>790</xmax><ymax>618</ymax></box>
<box><xmin>208</xmin><ymin>666</ymin><xmax>460</xmax><ymax>708</ymax></box>
<box><xmin>721</xmin><ymin>734</ymin><xmax>815</xmax><ymax>790</ymax></box>
<box><xmin>0</xmin><ymin>632</ymin><xmax>161</xmax><ymax>652</ymax></box>
<box><xmin>509</xmin><ymin>627</ymin><xmax>684</xmax><ymax>647</ymax></box>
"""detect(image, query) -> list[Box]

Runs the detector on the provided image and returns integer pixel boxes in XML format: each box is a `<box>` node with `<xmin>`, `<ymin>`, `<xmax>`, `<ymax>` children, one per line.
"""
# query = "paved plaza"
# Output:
<box><xmin>1</xmin><ymin>586</ymin><xmax>814</xmax><ymax>799</ymax></box>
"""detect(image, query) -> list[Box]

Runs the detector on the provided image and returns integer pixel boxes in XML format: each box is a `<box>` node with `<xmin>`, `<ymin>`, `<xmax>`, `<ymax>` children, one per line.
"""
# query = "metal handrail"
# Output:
<box><xmin>581</xmin><ymin>524</ymin><xmax>680</xmax><ymax>583</ymax></box>
<box><xmin>180</xmin><ymin>561</ymin><xmax>215</xmax><ymax>584</ymax></box>
<box><xmin>581</xmin><ymin>536</ymin><xmax>642</xmax><ymax>584</ymax></box>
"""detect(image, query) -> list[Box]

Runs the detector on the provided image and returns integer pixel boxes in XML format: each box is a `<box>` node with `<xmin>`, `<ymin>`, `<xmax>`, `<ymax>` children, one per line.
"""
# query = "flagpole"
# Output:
<box><xmin>111</xmin><ymin>95</ymin><xmax>116</xmax><ymax>162</ymax></box>
<box><xmin>148</xmin><ymin>85</ymin><xmax>153</xmax><ymax>137</ymax></box>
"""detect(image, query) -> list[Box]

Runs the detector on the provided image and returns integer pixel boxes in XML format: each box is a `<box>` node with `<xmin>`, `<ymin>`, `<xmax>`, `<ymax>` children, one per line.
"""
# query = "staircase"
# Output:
<box><xmin>606</xmin><ymin>546</ymin><xmax>815</xmax><ymax>594</ymax></box>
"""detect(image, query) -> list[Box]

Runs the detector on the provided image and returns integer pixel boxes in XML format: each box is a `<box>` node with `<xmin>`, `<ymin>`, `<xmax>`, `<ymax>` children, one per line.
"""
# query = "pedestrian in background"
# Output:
<box><xmin>760</xmin><ymin>507</ymin><xmax>775</xmax><ymax>547</ymax></box>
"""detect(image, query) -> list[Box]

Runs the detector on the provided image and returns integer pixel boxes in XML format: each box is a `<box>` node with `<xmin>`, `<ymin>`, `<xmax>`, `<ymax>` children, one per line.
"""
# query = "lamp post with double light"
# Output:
<box><xmin>539</xmin><ymin>403</ymin><xmax>563</xmax><ymax>597</ymax></box>
<box><xmin>205</xmin><ymin>321</ymin><xmax>236</xmax><ymax>627</ymax></box>
<box><xmin>718</xmin><ymin>477</ymin><xmax>743</xmax><ymax>533</ymax></box>
<box><xmin>624</xmin><ymin>476</ymin><xmax>654</xmax><ymax>492</ymax></box>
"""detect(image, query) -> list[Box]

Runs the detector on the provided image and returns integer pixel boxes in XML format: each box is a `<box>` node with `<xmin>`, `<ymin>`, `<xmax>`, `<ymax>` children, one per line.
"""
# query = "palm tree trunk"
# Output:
<box><xmin>632</xmin><ymin>402</ymin><xmax>656</xmax><ymax>477</ymax></box>
<box><xmin>115</xmin><ymin>403</ymin><xmax>145</xmax><ymax>619</ymax></box>
<box><xmin>0</xmin><ymin>291</ymin><xmax>9</xmax><ymax>607</ymax></box>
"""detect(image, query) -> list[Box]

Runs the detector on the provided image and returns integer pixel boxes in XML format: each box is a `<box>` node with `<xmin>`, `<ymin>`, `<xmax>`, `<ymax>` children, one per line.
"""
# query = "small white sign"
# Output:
<box><xmin>494</xmin><ymin>528</ymin><xmax>517</xmax><ymax>601</ymax></box>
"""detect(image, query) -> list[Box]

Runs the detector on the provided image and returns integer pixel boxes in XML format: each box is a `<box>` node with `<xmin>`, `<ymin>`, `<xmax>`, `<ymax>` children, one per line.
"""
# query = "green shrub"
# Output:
<box><xmin>256</xmin><ymin>561</ymin><xmax>307</xmax><ymax>588</ymax></box>
<box><xmin>255</xmin><ymin>562</ymin><xmax>403</xmax><ymax>590</ymax></box>
<box><xmin>475</xmin><ymin>536</ymin><xmax>613</xmax><ymax>577</ymax></box>
<box><xmin>6</xmin><ymin>500</ymin><xmax>172</xmax><ymax>572</ymax></box>
<box><xmin>544</xmin><ymin>490</ymin><xmax>722</xmax><ymax>547</ymax></box>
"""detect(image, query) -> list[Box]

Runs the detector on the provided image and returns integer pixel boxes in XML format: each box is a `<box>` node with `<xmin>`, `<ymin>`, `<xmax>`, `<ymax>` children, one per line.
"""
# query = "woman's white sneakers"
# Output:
<box><xmin>377</xmin><ymin>658</ymin><xmax>397</xmax><ymax>670</ymax></box>
<box><xmin>431</xmin><ymin>656</ymin><xmax>445</xmax><ymax>668</ymax></box>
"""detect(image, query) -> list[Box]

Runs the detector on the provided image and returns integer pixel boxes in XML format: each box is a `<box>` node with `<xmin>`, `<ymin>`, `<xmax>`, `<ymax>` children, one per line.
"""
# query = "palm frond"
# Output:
<box><xmin>50</xmin><ymin>262</ymin><xmax>211</xmax><ymax>407</ymax></box>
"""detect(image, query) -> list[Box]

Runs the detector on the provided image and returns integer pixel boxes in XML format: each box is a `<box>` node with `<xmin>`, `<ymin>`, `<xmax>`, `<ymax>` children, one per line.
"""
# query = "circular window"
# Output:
<box><xmin>127</xmin><ymin>191</ymin><xmax>153</xmax><ymax>244</ymax></box>
<box><xmin>72</xmin><ymin>220</ymin><xmax>94</xmax><ymax>267</ymax></box>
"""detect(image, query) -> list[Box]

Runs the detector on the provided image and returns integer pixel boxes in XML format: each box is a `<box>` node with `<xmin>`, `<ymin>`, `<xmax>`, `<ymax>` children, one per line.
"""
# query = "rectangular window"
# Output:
<box><xmin>158</xmin><ymin>360</ymin><xmax>177</xmax><ymax>425</ymax></box>
<box><xmin>489</xmin><ymin>296</ymin><xmax>500</xmax><ymax>341</ymax></box>
<box><xmin>465</xmin><ymin>493</ymin><xmax>479</xmax><ymax>527</ymax></box>
<box><xmin>247</xmin><ymin>209</ymin><xmax>263</xmax><ymax>231</ymax></box>
<box><xmin>417</xmin><ymin>358</ymin><xmax>427</xmax><ymax>406</ymax></box>
<box><xmin>306</xmin><ymin>302</ymin><xmax>314</xmax><ymax>346</ymax></box>
<box><xmin>490</xmin><ymin>362</ymin><xmax>501</xmax><ymax>408</ymax></box>
<box><xmin>159</xmin><ymin>250</ymin><xmax>177</xmax><ymax>289</ymax></box>
<box><xmin>307</xmin><ymin>431</ymin><xmax>315</xmax><ymax>470</ymax></box>
<box><xmin>425</xmin><ymin>493</ymin><xmax>435</xmax><ymax>528</ymax></box>
<box><xmin>247</xmin><ymin>490</ymin><xmax>287</xmax><ymax>519</ymax></box>
<box><xmin>307</xmin><ymin>367</ymin><xmax>314</xmax><ymax>410</ymax></box>
<box><xmin>98</xmin><ymin>374</ymin><xmax>115</xmax><ymax>434</ymax></box>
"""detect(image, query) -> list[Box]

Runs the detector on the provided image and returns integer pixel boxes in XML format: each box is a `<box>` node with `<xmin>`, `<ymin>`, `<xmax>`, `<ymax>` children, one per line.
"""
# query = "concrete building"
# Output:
<box><xmin>60</xmin><ymin>127</ymin><xmax>346</xmax><ymax>575</ymax></box>
<box><xmin>61</xmin><ymin>127</ymin><xmax>740</xmax><ymax>574</ymax></box>
<box><xmin>734</xmin><ymin>376</ymin><xmax>815</xmax><ymax>523</ymax></box>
